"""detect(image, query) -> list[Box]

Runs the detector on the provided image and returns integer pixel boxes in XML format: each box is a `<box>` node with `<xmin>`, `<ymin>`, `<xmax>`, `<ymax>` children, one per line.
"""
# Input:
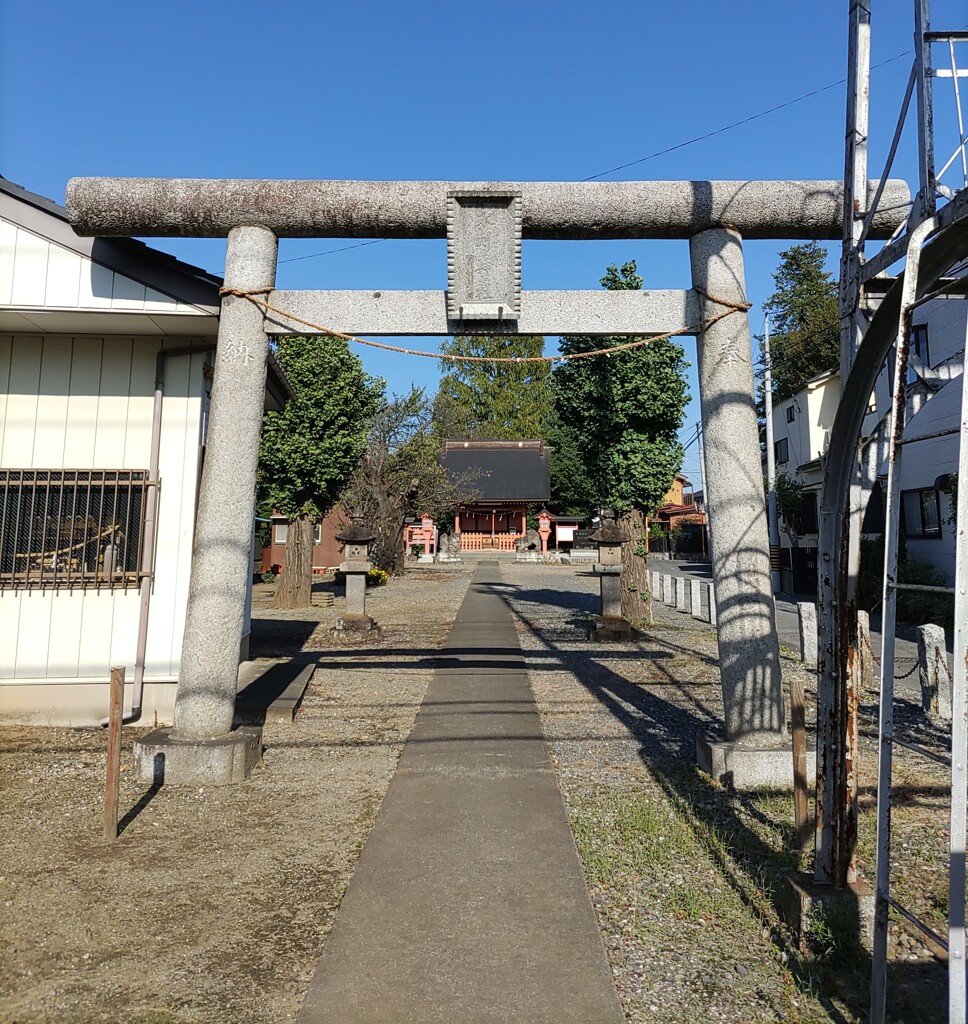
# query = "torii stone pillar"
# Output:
<box><xmin>134</xmin><ymin>225</ymin><xmax>277</xmax><ymax>785</ymax></box>
<box><xmin>691</xmin><ymin>228</ymin><xmax>790</xmax><ymax>788</ymax></box>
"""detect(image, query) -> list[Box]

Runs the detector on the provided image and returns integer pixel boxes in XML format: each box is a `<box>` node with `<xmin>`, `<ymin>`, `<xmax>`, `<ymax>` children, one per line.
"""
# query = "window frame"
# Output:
<box><xmin>774</xmin><ymin>437</ymin><xmax>789</xmax><ymax>465</ymax></box>
<box><xmin>901</xmin><ymin>487</ymin><xmax>942</xmax><ymax>539</ymax></box>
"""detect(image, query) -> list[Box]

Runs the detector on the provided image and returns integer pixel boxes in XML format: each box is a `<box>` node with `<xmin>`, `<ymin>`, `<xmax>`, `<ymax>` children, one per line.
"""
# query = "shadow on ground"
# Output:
<box><xmin>497</xmin><ymin>578</ymin><xmax>948</xmax><ymax>1024</ymax></box>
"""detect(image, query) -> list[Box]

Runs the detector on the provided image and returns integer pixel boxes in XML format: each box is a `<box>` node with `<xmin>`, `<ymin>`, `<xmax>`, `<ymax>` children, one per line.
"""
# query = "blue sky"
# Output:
<box><xmin>3</xmin><ymin>0</ymin><xmax>965</xmax><ymax>488</ymax></box>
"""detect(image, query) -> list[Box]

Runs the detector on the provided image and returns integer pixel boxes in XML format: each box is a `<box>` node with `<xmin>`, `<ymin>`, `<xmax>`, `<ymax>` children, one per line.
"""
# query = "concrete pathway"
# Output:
<box><xmin>297</xmin><ymin>562</ymin><xmax>624</xmax><ymax>1024</ymax></box>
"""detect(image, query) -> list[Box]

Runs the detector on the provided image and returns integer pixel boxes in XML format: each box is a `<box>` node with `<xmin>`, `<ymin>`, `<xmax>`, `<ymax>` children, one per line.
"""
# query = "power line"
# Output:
<box><xmin>276</xmin><ymin>47</ymin><xmax>916</xmax><ymax>265</ymax></box>
<box><xmin>279</xmin><ymin>238</ymin><xmax>387</xmax><ymax>265</ymax></box>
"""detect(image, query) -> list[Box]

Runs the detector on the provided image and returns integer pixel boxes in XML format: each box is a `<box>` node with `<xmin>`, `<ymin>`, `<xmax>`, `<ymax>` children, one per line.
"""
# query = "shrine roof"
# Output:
<box><xmin>440</xmin><ymin>440</ymin><xmax>550</xmax><ymax>502</ymax></box>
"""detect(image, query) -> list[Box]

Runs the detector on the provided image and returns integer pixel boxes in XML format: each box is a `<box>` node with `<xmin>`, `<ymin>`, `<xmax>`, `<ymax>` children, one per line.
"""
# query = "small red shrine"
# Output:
<box><xmin>439</xmin><ymin>440</ymin><xmax>551</xmax><ymax>552</ymax></box>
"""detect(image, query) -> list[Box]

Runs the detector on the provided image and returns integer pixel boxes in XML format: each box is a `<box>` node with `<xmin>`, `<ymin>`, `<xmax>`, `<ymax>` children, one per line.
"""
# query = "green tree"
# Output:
<box><xmin>434</xmin><ymin>335</ymin><xmax>551</xmax><ymax>439</ymax></box>
<box><xmin>259</xmin><ymin>335</ymin><xmax>383</xmax><ymax>608</ymax></box>
<box><xmin>342</xmin><ymin>388</ymin><xmax>478</xmax><ymax>574</ymax></box>
<box><xmin>772</xmin><ymin>469</ymin><xmax>807</xmax><ymax>547</ymax></box>
<box><xmin>551</xmin><ymin>261</ymin><xmax>690</xmax><ymax>617</ymax></box>
<box><xmin>762</xmin><ymin>242</ymin><xmax>839</xmax><ymax>396</ymax></box>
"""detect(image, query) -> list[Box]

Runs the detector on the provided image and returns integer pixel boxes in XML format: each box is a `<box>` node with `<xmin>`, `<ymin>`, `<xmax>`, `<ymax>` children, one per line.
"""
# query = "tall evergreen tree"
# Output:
<box><xmin>551</xmin><ymin>261</ymin><xmax>690</xmax><ymax>617</ymax></box>
<box><xmin>434</xmin><ymin>334</ymin><xmax>551</xmax><ymax>439</ymax></box>
<box><xmin>259</xmin><ymin>335</ymin><xmax>384</xmax><ymax>608</ymax></box>
<box><xmin>762</xmin><ymin>242</ymin><xmax>840</xmax><ymax>396</ymax></box>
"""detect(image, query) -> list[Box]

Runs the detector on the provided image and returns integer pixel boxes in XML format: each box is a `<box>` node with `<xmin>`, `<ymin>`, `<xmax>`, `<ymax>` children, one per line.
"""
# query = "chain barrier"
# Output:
<box><xmin>218</xmin><ymin>287</ymin><xmax>752</xmax><ymax>364</ymax></box>
<box><xmin>860</xmin><ymin>623</ymin><xmax>920</xmax><ymax>680</ymax></box>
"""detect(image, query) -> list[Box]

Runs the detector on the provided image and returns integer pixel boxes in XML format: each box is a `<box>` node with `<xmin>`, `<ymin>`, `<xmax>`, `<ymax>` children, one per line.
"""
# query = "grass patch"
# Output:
<box><xmin>571</xmin><ymin>786</ymin><xmax>750</xmax><ymax>927</ymax></box>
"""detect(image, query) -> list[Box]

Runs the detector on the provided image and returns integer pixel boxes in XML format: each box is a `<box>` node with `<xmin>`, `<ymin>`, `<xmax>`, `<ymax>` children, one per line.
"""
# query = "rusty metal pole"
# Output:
<box><xmin>104</xmin><ymin>666</ymin><xmax>125</xmax><ymax>841</ymax></box>
<box><xmin>790</xmin><ymin>674</ymin><xmax>810</xmax><ymax>856</ymax></box>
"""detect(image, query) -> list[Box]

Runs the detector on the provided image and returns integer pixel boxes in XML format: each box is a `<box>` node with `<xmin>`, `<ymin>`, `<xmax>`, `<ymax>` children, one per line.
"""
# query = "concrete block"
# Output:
<box><xmin>707</xmin><ymin>583</ymin><xmax>717</xmax><ymax>626</ymax></box>
<box><xmin>918</xmin><ymin>623</ymin><xmax>951</xmax><ymax>722</ymax></box>
<box><xmin>235</xmin><ymin>657</ymin><xmax>315</xmax><ymax>724</ymax></box>
<box><xmin>696</xmin><ymin>731</ymin><xmax>816</xmax><ymax>791</ymax></box>
<box><xmin>797</xmin><ymin>602</ymin><xmax>818</xmax><ymax>668</ymax></box>
<box><xmin>134</xmin><ymin>726</ymin><xmax>262</xmax><ymax>786</ymax></box>
<box><xmin>662</xmin><ymin>574</ymin><xmax>674</xmax><ymax>605</ymax></box>
<box><xmin>337</xmin><ymin>613</ymin><xmax>379</xmax><ymax>634</ymax></box>
<box><xmin>780</xmin><ymin>873</ymin><xmax>875</xmax><ymax>953</ymax></box>
<box><xmin>592</xmin><ymin>616</ymin><xmax>635</xmax><ymax>641</ymax></box>
<box><xmin>690</xmin><ymin>579</ymin><xmax>703</xmax><ymax>619</ymax></box>
<box><xmin>674</xmin><ymin>576</ymin><xmax>689</xmax><ymax>612</ymax></box>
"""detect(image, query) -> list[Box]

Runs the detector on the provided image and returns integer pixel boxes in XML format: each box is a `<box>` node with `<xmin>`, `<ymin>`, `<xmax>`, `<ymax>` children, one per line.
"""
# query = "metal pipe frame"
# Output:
<box><xmin>870</xmin><ymin>214</ymin><xmax>929</xmax><ymax>1023</ymax></box>
<box><xmin>816</xmin><ymin>189</ymin><xmax>968</xmax><ymax>891</ymax></box>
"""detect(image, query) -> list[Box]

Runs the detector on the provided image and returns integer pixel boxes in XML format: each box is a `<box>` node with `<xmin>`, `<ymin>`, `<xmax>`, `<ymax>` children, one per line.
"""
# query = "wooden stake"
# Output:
<box><xmin>104</xmin><ymin>666</ymin><xmax>125</xmax><ymax>841</ymax></box>
<box><xmin>790</xmin><ymin>675</ymin><xmax>810</xmax><ymax>858</ymax></box>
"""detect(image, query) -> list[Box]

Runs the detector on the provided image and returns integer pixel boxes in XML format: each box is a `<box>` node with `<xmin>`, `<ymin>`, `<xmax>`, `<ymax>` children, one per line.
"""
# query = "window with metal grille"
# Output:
<box><xmin>0</xmin><ymin>470</ymin><xmax>148</xmax><ymax>590</ymax></box>
<box><xmin>774</xmin><ymin>437</ymin><xmax>789</xmax><ymax>465</ymax></box>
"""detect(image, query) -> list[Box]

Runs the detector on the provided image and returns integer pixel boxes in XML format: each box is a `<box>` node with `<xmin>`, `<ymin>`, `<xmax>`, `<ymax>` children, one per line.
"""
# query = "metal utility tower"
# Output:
<box><xmin>819</xmin><ymin>3</ymin><xmax>968</xmax><ymax>1020</ymax></box>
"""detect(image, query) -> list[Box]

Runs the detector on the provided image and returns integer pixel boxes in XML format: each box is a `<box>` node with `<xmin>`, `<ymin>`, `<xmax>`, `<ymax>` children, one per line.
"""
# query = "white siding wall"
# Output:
<box><xmin>899</xmin><ymin>371</ymin><xmax>963</xmax><ymax>575</ymax></box>
<box><xmin>0</xmin><ymin>334</ymin><xmax>206</xmax><ymax>697</ymax></box>
<box><xmin>0</xmin><ymin>219</ymin><xmax>198</xmax><ymax>314</ymax></box>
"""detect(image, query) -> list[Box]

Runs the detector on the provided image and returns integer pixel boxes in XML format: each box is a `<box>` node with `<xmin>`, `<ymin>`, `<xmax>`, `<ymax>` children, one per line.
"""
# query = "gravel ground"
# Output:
<box><xmin>0</xmin><ymin>566</ymin><xmax>473</xmax><ymax>1024</ymax></box>
<box><xmin>0</xmin><ymin>561</ymin><xmax>952</xmax><ymax>1023</ymax></box>
<box><xmin>499</xmin><ymin>561</ymin><xmax>950</xmax><ymax>1024</ymax></box>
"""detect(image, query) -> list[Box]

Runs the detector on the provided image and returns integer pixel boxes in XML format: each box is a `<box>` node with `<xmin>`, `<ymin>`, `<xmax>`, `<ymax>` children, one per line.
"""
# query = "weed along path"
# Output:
<box><xmin>297</xmin><ymin>561</ymin><xmax>625</xmax><ymax>1024</ymax></box>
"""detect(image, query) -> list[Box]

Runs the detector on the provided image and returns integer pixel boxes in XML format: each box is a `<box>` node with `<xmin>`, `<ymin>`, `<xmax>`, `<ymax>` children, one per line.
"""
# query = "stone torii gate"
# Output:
<box><xmin>67</xmin><ymin>177</ymin><xmax>909</xmax><ymax>785</ymax></box>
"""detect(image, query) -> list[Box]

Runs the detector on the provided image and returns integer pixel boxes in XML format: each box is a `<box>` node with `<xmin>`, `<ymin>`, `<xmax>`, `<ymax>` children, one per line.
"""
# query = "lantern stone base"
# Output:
<box><xmin>697</xmin><ymin>730</ymin><xmax>816</xmax><ymax>791</ymax></box>
<box><xmin>133</xmin><ymin>725</ymin><xmax>262</xmax><ymax>786</ymax></box>
<box><xmin>779</xmin><ymin>873</ymin><xmax>875</xmax><ymax>954</ymax></box>
<box><xmin>336</xmin><ymin>613</ymin><xmax>380</xmax><ymax>633</ymax></box>
<box><xmin>591</xmin><ymin>615</ymin><xmax>635</xmax><ymax>641</ymax></box>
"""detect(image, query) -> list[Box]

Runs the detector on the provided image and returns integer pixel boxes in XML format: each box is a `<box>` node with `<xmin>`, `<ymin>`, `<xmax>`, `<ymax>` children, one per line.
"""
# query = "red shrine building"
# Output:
<box><xmin>440</xmin><ymin>440</ymin><xmax>551</xmax><ymax>551</ymax></box>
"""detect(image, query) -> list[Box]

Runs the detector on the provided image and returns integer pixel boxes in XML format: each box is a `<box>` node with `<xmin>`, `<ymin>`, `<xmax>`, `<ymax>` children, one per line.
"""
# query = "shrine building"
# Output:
<box><xmin>439</xmin><ymin>440</ymin><xmax>551</xmax><ymax>552</ymax></box>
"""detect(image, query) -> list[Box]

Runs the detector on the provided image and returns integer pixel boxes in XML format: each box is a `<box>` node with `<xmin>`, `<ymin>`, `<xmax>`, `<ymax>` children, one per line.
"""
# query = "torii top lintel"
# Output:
<box><xmin>66</xmin><ymin>178</ymin><xmax>910</xmax><ymax>241</ymax></box>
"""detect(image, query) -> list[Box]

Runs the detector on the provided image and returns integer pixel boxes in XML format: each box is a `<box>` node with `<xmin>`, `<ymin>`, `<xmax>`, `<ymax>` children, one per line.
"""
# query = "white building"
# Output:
<box><xmin>0</xmin><ymin>179</ymin><xmax>292</xmax><ymax>726</ymax></box>
<box><xmin>768</xmin><ymin>288</ymin><xmax>966</xmax><ymax>594</ymax></box>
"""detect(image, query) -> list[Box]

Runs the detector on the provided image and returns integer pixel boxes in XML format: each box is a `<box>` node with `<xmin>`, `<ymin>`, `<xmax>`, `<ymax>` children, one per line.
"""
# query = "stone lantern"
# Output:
<box><xmin>589</xmin><ymin>509</ymin><xmax>633</xmax><ymax>639</ymax></box>
<box><xmin>336</xmin><ymin>514</ymin><xmax>377</xmax><ymax>630</ymax></box>
<box><xmin>536</xmin><ymin>509</ymin><xmax>552</xmax><ymax>554</ymax></box>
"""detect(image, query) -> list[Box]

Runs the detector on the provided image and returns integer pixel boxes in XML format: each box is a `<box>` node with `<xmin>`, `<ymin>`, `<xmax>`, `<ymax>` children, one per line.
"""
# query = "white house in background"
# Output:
<box><xmin>768</xmin><ymin>287</ymin><xmax>966</xmax><ymax>595</ymax></box>
<box><xmin>0</xmin><ymin>179</ymin><xmax>293</xmax><ymax>726</ymax></box>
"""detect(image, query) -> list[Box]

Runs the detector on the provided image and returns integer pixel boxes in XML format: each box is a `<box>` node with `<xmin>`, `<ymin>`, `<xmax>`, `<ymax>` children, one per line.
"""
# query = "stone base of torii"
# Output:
<box><xmin>64</xmin><ymin>176</ymin><xmax>909</xmax><ymax>788</ymax></box>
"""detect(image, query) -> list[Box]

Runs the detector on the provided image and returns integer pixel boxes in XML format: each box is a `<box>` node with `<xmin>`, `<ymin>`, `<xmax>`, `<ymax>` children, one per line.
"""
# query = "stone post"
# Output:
<box><xmin>691</xmin><ymin>227</ymin><xmax>785</xmax><ymax>774</ymax></box>
<box><xmin>132</xmin><ymin>226</ymin><xmax>276</xmax><ymax>785</ymax></box>
<box><xmin>918</xmin><ymin>623</ymin><xmax>951</xmax><ymax>722</ymax></box>
<box><xmin>174</xmin><ymin>225</ymin><xmax>277</xmax><ymax>740</ymax></box>
<box><xmin>857</xmin><ymin>610</ymin><xmax>875</xmax><ymax>693</ymax></box>
<box><xmin>662</xmin><ymin>574</ymin><xmax>674</xmax><ymax>605</ymax></box>
<box><xmin>675</xmin><ymin>576</ymin><xmax>689</xmax><ymax>612</ymax></box>
<box><xmin>797</xmin><ymin>602</ymin><xmax>818</xmax><ymax>669</ymax></box>
<box><xmin>691</xmin><ymin>580</ymin><xmax>703</xmax><ymax>619</ymax></box>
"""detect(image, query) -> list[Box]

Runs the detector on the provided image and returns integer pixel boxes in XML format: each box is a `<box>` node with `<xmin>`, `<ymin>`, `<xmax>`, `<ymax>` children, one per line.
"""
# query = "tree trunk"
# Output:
<box><xmin>272</xmin><ymin>515</ymin><xmax>314</xmax><ymax>608</ymax></box>
<box><xmin>619</xmin><ymin>508</ymin><xmax>650</xmax><ymax>621</ymax></box>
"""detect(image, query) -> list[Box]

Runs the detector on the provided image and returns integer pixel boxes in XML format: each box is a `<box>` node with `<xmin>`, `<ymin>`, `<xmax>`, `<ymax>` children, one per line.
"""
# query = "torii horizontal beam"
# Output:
<box><xmin>66</xmin><ymin>178</ymin><xmax>910</xmax><ymax>240</ymax></box>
